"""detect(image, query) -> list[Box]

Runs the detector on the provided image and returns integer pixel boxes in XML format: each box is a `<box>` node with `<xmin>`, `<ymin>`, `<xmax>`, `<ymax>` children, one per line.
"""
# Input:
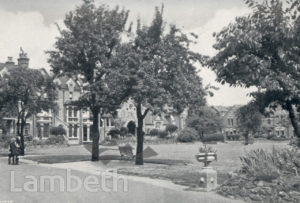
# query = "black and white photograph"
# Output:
<box><xmin>0</xmin><ymin>0</ymin><xmax>300</xmax><ymax>202</ymax></box>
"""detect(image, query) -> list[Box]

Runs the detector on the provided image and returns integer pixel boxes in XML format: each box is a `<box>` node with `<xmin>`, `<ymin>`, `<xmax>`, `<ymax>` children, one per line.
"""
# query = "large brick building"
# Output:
<box><xmin>0</xmin><ymin>50</ymin><xmax>186</xmax><ymax>144</ymax></box>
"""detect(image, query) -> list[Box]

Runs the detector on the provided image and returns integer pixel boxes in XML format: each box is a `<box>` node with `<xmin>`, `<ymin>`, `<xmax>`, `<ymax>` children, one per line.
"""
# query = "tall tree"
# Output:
<box><xmin>114</xmin><ymin>6</ymin><xmax>207</xmax><ymax>165</ymax></box>
<box><xmin>209</xmin><ymin>0</ymin><xmax>300</xmax><ymax>146</ymax></box>
<box><xmin>186</xmin><ymin>106</ymin><xmax>223</xmax><ymax>138</ymax></box>
<box><xmin>47</xmin><ymin>0</ymin><xmax>130</xmax><ymax>161</ymax></box>
<box><xmin>236</xmin><ymin>102</ymin><xmax>262</xmax><ymax>144</ymax></box>
<box><xmin>1</xmin><ymin>67</ymin><xmax>57</xmax><ymax>155</ymax></box>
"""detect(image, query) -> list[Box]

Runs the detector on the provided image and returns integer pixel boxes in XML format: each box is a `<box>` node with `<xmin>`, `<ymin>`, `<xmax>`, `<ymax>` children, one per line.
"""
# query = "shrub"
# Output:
<box><xmin>165</xmin><ymin>124</ymin><xmax>178</xmax><ymax>134</ymax></box>
<box><xmin>158</xmin><ymin>130</ymin><xmax>168</xmax><ymax>138</ymax></box>
<box><xmin>177</xmin><ymin>127</ymin><xmax>198</xmax><ymax>142</ymax></box>
<box><xmin>24</xmin><ymin>135</ymin><xmax>33</xmax><ymax>141</ymax></box>
<box><xmin>218</xmin><ymin>148</ymin><xmax>300</xmax><ymax>202</ymax></box>
<box><xmin>150</xmin><ymin>129</ymin><xmax>159</xmax><ymax>136</ymax></box>
<box><xmin>108</xmin><ymin>128</ymin><xmax>120</xmax><ymax>139</ymax></box>
<box><xmin>37</xmin><ymin>139</ymin><xmax>47</xmax><ymax>145</ymax></box>
<box><xmin>32</xmin><ymin>137</ymin><xmax>40</xmax><ymax>145</ymax></box>
<box><xmin>120</xmin><ymin>127</ymin><xmax>128</xmax><ymax>137</ymax></box>
<box><xmin>0</xmin><ymin>134</ymin><xmax>12</xmax><ymax>148</ymax></box>
<box><xmin>45</xmin><ymin>135</ymin><xmax>66</xmax><ymax>145</ymax></box>
<box><xmin>202</xmin><ymin>133</ymin><xmax>224</xmax><ymax>142</ymax></box>
<box><xmin>50</xmin><ymin>126</ymin><xmax>66</xmax><ymax>136</ymax></box>
<box><xmin>240</xmin><ymin>149</ymin><xmax>281</xmax><ymax>182</ymax></box>
<box><xmin>266</xmin><ymin>134</ymin><xmax>275</xmax><ymax>140</ymax></box>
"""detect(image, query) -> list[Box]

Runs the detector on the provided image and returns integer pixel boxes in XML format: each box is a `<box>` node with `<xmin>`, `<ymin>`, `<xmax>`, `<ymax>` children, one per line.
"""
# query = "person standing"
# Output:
<box><xmin>8</xmin><ymin>137</ymin><xmax>20</xmax><ymax>165</ymax></box>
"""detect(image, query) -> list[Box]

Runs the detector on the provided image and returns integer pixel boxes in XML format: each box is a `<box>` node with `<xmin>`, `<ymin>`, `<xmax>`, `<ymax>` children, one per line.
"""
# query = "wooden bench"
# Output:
<box><xmin>118</xmin><ymin>144</ymin><xmax>135</xmax><ymax>160</ymax></box>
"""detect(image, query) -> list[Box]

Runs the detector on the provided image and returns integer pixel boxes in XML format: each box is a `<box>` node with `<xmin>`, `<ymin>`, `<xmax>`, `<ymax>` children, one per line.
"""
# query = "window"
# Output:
<box><xmin>74</xmin><ymin>125</ymin><xmax>78</xmax><ymax>137</ymax></box>
<box><xmin>73</xmin><ymin>109</ymin><xmax>77</xmax><ymax>118</ymax></box>
<box><xmin>111</xmin><ymin>119</ymin><xmax>115</xmax><ymax>126</ymax></box>
<box><xmin>100</xmin><ymin>119</ymin><xmax>103</xmax><ymax>127</ymax></box>
<box><xmin>44</xmin><ymin>123</ymin><xmax>49</xmax><ymax>138</ymax></box>
<box><xmin>25</xmin><ymin>124</ymin><xmax>30</xmax><ymax>135</ymax></box>
<box><xmin>228</xmin><ymin>118</ymin><xmax>234</xmax><ymax>126</ymax></box>
<box><xmin>83</xmin><ymin>125</ymin><xmax>88</xmax><ymax>141</ymax></box>
<box><xmin>267</xmin><ymin>119</ymin><xmax>271</xmax><ymax>125</ymax></box>
<box><xmin>37</xmin><ymin>124</ymin><xmax>42</xmax><ymax>138</ymax></box>
<box><xmin>106</xmin><ymin>118</ymin><xmax>109</xmax><ymax>126</ymax></box>
<box><xmin>69</xmin><ymin>125</ymin><xmax>72</xmax><ymax>137</ymax></box>
<box><xmin>68</xmin><ymin>107</ymin><xmax>72</xmax><ymax>117</ymax></box>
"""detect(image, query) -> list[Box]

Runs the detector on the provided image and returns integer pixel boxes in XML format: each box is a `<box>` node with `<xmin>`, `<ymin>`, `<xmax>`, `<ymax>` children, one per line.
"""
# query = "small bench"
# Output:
<box><xmin>118</xmin><ymin>144</ymin><xmax>135</xmax><ymax>160</ymax></box>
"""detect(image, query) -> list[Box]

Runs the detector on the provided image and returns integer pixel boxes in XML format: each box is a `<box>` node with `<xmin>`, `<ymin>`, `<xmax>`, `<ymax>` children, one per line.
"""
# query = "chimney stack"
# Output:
<box><xmin>18</xmin><ymin>47</ymin><xmax>29</xmax><ymax>69</ymax></box>
<box><xmin>5</xmin><ymin>57</ymin><xmax>15</xmax><ymax>65</ymax></box>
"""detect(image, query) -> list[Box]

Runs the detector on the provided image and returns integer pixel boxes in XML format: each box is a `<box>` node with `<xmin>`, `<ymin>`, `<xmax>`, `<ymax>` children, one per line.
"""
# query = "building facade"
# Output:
<box><xmin>0</xmin><ymin>50</ymin><xmax>185</xmax><ymax>144</ymax></box>
<box><xmin>213</xmin><ymin>105</ymin><xmax>296</xmax><ymax>139</ymax></box>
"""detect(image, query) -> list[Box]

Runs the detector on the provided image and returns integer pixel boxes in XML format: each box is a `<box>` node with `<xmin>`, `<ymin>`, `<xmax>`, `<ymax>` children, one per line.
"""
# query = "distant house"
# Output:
<box><xmin>212</xmin><ymin>105</ymin><xmax>296</xmax><ymax>140</ymax></box>
<box><xmin>213</xmin><ymin>105</ymin><xmax>241</xmax><ymax>139</ymax></box>
<box><xmin>260</xmin><ymin>106</ymin><xmax>294</xmax><ymax>138</ymax></box>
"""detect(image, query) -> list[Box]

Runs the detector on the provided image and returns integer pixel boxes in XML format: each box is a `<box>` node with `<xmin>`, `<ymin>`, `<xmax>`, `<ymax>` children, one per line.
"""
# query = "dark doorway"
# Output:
<box><xmin>127</xmin><ymin>121</ymin><xmax>136</xmax><ymax>135</ymax></box>
<box><xmin>83</xmin><ymin>125</ymin><xmax>88</xmax><ymax>141</ymax></box>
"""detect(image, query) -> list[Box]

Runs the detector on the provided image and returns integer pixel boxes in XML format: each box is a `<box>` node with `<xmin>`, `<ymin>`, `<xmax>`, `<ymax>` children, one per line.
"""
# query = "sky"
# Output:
<box><xmin>0</xmin><ymin>0</ymin><xmax>256</xmax><ymax>106</ymax></box>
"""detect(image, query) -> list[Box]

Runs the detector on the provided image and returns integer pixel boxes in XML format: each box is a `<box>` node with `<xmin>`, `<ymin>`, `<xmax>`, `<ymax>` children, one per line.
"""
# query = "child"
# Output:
<box><xmin>8</xmin><ymin>137</ymin><xmax>20</xmax><ymax>165</ymax></box>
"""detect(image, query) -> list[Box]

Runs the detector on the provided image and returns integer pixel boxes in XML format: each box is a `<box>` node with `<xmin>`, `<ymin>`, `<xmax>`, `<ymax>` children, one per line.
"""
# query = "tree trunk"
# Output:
<box><xmin>91</xmin><ymin>109</ymin><xmax>100</xmax><ymax>161</ymax></box>
<box><xmin>286</xmin><ymin>101</ymin><xmax>300</xmax><ymax>147</ymax></box>
<box><xmin>178</xmin><ymin>113</ymin><xmax>182</xmax><ymax>130</ymax></box>
<box><xmin>135</xmin><ymin>103</ymin><xmax>144</xmax><ymax>165</ymax></box>
<box><xmin>19</xmin><ymin>117</ymin><xmax>26</xmax><ymax>155</ymax></box>
<box><xmin>244</xmin><ymin>131</ymin><xmax>249</xmax><ymax>145</ymax></box>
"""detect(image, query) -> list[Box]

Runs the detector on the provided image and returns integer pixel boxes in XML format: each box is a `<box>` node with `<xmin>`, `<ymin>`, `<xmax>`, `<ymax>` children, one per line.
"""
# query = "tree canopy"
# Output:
<box><xmin>208</xmin><ymin>0</ymin><xmax>300</xmax><ymax>146</ymax></box>
<box><xmin>1</xmin><ymin>67</ymin><xmax>57</xmax><ymax>154</ymax></box>
<box><xmin>47</xmin><ymin>0</ymin><xmax>131</xmax><ymax>161</ymax></box>
<box><xmin>114</xmin><ymin>6</ymin><xmax>207</xmax><ymax>164</ymax></box>
<box><xmin>187</xmin><ymin>106</ymin><xmax>223</xmax><ymax>137</ymax></box>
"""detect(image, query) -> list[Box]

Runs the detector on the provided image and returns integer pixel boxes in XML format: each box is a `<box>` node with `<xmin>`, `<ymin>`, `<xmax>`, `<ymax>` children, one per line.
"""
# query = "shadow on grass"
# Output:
<box><xmin>24</xmin><ymin>154</ymin><xmax>191</xmax><ymax>166</ymax></box>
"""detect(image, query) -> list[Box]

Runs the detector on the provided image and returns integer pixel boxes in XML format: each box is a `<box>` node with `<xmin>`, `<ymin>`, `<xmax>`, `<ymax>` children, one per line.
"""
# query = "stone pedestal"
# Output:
<box><xmin>198</xmin><ymin>166</ymin><xmax>217</xmax><ymax>191</ymax></box>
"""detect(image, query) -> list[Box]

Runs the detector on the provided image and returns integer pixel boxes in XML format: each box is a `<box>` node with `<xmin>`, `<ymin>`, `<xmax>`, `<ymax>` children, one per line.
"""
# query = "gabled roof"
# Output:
<box><xmin>212</xmin><ymin>105</ymin><xmax>241</xmax><ymax>118</ymax></box>
<box><xmin>0</xmin><ymin>62</ymin><xmax>19</xmax><ymax>71</ymax></box>
<box><xmin>54</xmin><ymin>76</ymin><xmax>81</xmax><ymax>91</ymax></box>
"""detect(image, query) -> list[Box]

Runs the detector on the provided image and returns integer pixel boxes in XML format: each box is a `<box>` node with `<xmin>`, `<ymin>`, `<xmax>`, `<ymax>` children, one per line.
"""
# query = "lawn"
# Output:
<box><xmin>21</xmin><ymin>139</ymin><xmax>291</xmax><ymax>190</ymax></box>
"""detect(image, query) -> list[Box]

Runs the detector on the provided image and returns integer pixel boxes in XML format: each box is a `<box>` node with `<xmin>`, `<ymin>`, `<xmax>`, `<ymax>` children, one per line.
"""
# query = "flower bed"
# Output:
<box><xmin>217</xmin><ymin>147</ymin><xmax>300</xmax><ymax>203</ymax></box>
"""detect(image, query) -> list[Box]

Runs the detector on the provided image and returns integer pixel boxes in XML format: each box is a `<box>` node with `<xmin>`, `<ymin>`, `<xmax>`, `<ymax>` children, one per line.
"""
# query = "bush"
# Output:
<box><xmin>218</xmin><ymin>148</ymin><xmax>300</xmax><ymax>203</ymax></box>
<box><xmin>150</xmin><ymin>129</ymin><xmax>159</xmax><ymax>136</ymax></box>
<box><xmin>165</xmin><ymin>124</ymin><xmax>178</xmax><ymax>134</ymax></box>
<box><xmin>50</xmin><ymin>126</ymin><xmax>66</xmax><ymax>136</ymax></box>
<box><xmin>0</xmin><ymin>134</ymin><xmax>12</xmax><ymax>148</ymax></box>
<box><xmin>177</xmin><ymin>127</ymin><xmax>198</xmax><ymax>143</ymax></box>
<box><xmin>45</xmin><ymin>135</ymin><xmax>66</xmax><ymax>145</ymax></box>
<box><xmin>158</xmin><ymin>130</ymin><xmax>168</xmax><ymax>138</ymax></box>
<box><xmin>37</xmin><ymin>139</ymin><xmax>47</xmax><ymax>145</ymax></box>
<box><xmin>32</xmin><ymin>137</ymin><xmax>40</xmax><ymax>145</ymax></box>
<box><xmin>120</xmin><ymin>127</ymin><xmax>128</xmax><ymax>137</ymax></box>
<box><xmin>202</xmin><ymin>133</ymin><xmax>224</xmax><ymax>142</ymax></box>
<box><xmin>24</xmin><ymin>135</ymin><xmax>33</xmax><ymax>142</ymax></box>
<box><xmin>108</xmin><ymin>128</ymin><xmax>120</xmax><ymax>139</ymax></box>
<box><xmin>266</xmin><ymin>134</ymin><xmax>275</xmax><ymax>140</ymax></box>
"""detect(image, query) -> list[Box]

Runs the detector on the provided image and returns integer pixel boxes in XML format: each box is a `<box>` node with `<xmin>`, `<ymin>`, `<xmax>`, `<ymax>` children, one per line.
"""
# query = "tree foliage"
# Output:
<box><xmin>209</xmin><ymin>0</ymin><xmax>300</xmax><ymax>146</ymax></box>
<box><xmin>47</xmin><ymin>0</ymin><xmax>130</xmax><ymax>161</ymax></box>
<box><xmin>1</xmin><ymin>67</ymin><xmax>57</xmax><ymax>154</ymax></box>
<box><xmin>236</xmin><ymin>102</ymin><xmax>262</xmax><ymax>144</ymax></box>
<box><xmin>114</xmin><ymin>6</ymin><xmax>207</xmax><ymax>164</ymax></box>
<box><xmin>50</xmin><ymin>125</ymin><xmax>67</xmax><ymax>136</ymax></box>
<box><xmin>187</xmin><ymin>106</ymin><xmax>223</xmax><ymax>136</ymax></box>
